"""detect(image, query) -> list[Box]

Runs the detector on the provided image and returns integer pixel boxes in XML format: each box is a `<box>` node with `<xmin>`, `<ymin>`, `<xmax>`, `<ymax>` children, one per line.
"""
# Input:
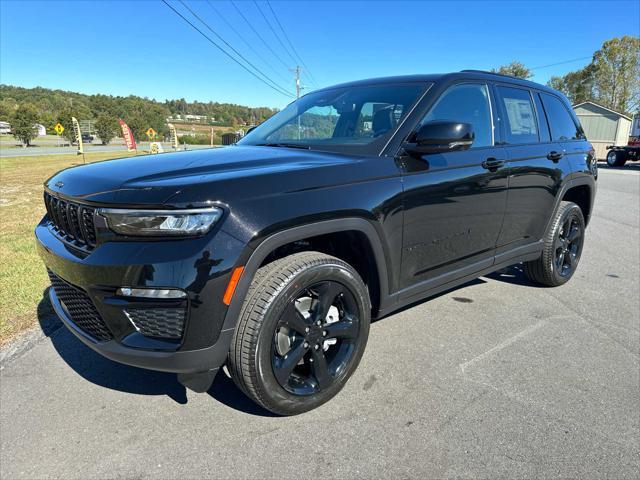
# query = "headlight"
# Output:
<box><xmin>98</xmin><ymin>207</ymin><xmax>222</xmax><ymax>236</ymax></box>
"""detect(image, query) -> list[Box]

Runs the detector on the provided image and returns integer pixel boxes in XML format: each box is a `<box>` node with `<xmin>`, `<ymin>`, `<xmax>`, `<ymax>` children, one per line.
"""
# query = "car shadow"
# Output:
<box><xmin>36</xmin><ymin>265</ymin><xmax>539</xmax><ymax>415</ymax></box>
<box><xmin>37</xmin><ymin>288</ymin><xmax>274</xmax><ymax>415</ymax></box>
<box><xmin>485</xmin><ymin>264</ymin><xmax>545</xmax><ymax>288</ymax></box>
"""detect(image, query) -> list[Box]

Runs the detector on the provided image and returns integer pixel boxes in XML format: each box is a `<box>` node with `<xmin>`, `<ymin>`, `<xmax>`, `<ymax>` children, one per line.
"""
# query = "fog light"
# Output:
<box><xmin>117</xmin><ymin>287</ymin><xmax>187</xmax><ymax>299</ymax></box>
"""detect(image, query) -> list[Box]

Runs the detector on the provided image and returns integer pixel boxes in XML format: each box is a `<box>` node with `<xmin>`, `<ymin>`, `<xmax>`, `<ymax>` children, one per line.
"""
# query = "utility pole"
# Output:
<box><xmin>290</xmin><ymin>65</ymin><xmax>302</xmax><ymax>139</ymax></box>
<box><xmin>294</xmin><ymin>65</ymin><xmax>301</xmax><ymax>99</ymax></box>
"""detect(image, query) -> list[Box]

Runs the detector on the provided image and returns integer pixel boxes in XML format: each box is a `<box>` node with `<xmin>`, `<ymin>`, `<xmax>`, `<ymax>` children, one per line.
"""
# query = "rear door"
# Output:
<box><xmin>493</xmin><ymin>85</ymin><xmax>567</xmax><ymax>256</ymax></box>
<box><xmin>539</xmin><ymin>92</ymin><xmax>593</xmax><ymax>176</ymax></box>
<box><xmin>399</xmin><ymin>82</ymin><xmax>508</xmax><ymax>291</ymax></box>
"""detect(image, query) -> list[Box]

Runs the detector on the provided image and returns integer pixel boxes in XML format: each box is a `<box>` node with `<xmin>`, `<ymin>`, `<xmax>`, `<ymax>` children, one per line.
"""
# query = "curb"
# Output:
<box><xmin>0</xmin><ymin>315</ymin><xmax>62</xmax><ymax>368</ymax></box>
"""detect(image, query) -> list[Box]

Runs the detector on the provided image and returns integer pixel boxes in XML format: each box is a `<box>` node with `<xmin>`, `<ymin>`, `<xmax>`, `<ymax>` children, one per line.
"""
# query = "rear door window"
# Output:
<box><xmin>496</xmin><ymin>86</ymin><xmax>539</xmax><ymax>144</ymax></box>
<box><xmin>540</xmin><ymin>93</ymin><xmax>581</xmax><ymax>141</ymax></box>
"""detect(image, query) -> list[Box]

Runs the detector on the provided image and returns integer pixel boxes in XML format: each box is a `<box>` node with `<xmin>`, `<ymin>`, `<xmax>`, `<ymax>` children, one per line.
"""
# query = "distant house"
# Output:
<box><xmin>35</xmin><ymin>124</ymin><xmax>46</xmax><ymax>136</ymax></box>
<box><xmin>573</xmin><ymin>102</ymin><xmax>632</xmax><ymax>159</ymax></box>
<box><xmin>0</xmin><ymin>121</ymin><xmax>10</xmax><ymax>134</ymax></box>
<box><xmin>166</xmin><ymin>114</ymin><xmax>211</xmax><ymax>124</ymax></box>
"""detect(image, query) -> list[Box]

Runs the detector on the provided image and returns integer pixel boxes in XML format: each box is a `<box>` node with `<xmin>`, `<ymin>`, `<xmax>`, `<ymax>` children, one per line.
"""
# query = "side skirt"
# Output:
<box><xmin>376</xmin><ymin>241</ymin><xmax>543</xmax><ymax>319</ymax></box>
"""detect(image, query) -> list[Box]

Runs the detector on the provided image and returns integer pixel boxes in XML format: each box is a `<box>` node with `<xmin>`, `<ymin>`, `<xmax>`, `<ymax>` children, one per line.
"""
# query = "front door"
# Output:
<box><xmin>399</xmin><ymin>82</ymin><xmax>508</xmax><ymax>291</ymax></box>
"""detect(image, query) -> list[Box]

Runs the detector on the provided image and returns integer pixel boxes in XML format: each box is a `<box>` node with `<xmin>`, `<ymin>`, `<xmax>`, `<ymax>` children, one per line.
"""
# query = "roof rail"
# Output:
<box><xmin>460</xmin><ymin>69</ymin><xmax>519</xmax><ymax>79</ymax></box>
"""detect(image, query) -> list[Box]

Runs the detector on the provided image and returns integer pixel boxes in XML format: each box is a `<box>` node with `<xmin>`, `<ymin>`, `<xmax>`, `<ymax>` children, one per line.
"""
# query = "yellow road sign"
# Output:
<box><xmin>54</xmin><ymin>123</ymin><xmax>64</xmax><ymax>135</ymax></box>
<box><xmin>145</xmin><ymin>127</ymin><xmax>156</xmax><ymax>139</ymax></box>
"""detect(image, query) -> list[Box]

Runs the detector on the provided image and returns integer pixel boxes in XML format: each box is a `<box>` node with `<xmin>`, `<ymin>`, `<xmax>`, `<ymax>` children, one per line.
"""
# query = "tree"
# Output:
<box><xmin>11</xmin><ymin>104</ymin><xmax>39</xmax><ymax>146</ymax></box>
<box><xmin>491</xmin><ymin>61</ymin><xmax>532</xmax><ymax>79</ymax></box>
<box><xmin>591</xmin><ymin>35</ymin><xmax>640</xmax><ymax>114</ymax></box>
<box><xmin>57</xmin><ymin>106</ymin><xmax>76</xmax><ymax>144</ymax></box>
<box><xmin>547</xmin><ymin>36</ymin><xmax>639</xmax><ymax>115</ymax></box>
<box><xmin>94</xmin><ymin>114</ymin><xmax>119</xmax><ymax>145</ymax></box>
<box><xmin>548</xmin><ymin>65</ymin><xmax>596</xmax><ymax>106</ymax></box>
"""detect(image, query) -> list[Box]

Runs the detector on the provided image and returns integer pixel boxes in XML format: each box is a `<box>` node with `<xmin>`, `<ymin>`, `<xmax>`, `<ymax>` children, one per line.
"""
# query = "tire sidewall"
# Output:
<box><xmin>254</xmin><ymin>262</ymin><xmax>370</xmax><ymax>415</ymax></box>
<box><xmin>545</xmin><ymin>203</ymin><xmax>585</xmax><ymax>285</ymax></box>
<box><xmin>607</xmin><ymin>150</ymin><xmax>617</xmax><ymax>167</ymax></box>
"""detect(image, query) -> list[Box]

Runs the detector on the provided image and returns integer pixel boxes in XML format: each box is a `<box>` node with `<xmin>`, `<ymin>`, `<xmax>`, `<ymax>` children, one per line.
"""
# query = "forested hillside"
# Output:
<box><xmin>0</xmin><ymin>84</ymin><xmax>278</xmax><ymax>139</ymax></box>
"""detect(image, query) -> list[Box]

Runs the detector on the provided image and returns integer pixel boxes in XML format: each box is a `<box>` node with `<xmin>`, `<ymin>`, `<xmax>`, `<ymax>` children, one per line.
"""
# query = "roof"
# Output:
<box><xmin>312</xmin><ymin>71</ymin><xmax>560</xmax><ymax>96</ymax></box>
<box><xmin>573</xmin><ymin>101</ymin><xmax>631</xmax><ymax>121</ymax></box>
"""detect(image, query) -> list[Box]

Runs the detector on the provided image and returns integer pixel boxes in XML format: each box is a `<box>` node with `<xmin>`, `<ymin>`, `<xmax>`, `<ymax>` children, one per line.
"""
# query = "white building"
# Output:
<box><xmin>573</xmin><ymin>102</ymin><xmax>632</xmax><ymax>159</ymax></box>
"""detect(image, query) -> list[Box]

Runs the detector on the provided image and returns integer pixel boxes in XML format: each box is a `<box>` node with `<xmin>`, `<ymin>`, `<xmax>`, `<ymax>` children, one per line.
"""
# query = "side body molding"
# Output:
<box><xmin>221</xmin><ymin>218</ymin><xmax>391</xmax><ymax>332</ymax></box>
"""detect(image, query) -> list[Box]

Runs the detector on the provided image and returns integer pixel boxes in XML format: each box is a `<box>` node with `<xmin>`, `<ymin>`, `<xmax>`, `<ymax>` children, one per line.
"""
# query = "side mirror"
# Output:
<box><xmin>403</xmin><ymin>121</ymin><xmax>474</xmax><ymax>156</ymax></box>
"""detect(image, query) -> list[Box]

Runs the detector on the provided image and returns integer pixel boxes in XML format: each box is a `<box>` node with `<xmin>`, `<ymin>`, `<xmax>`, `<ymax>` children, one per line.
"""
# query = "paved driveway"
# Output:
<box><xmin>1</xmin><ymin>165</ymin><xmax>638</xmax><ymax>479</ymax></box>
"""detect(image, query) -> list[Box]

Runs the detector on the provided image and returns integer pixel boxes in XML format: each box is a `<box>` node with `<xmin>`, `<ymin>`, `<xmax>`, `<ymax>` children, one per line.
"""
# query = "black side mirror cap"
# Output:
<box><xmin>403</xmin><ymin>121</ymin><xmax>475</xmax><ymax>156</ymax></box>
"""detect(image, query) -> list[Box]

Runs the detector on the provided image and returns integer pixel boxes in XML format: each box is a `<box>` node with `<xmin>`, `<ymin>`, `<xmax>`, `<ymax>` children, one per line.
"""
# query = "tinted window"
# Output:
<box><xmin>541</xmin><ymin>93</ymin><xmax>581</xmax><ymax>141</ymax></box>
<box><xmin>239</xmin><ymin>84</ymin><xmax>425</xmax><ymax>153</ymax></box>
<box><xmin>421</xmin><ymin>83</ymin><xmax>493</xmax><ymax>148</ymax></box>
<box><xmin>533</xmin><ymin>93</ymin><xmax>551</xmax><ymax>142</ymax></box>
<box><xmin>497</xmin><ymin>86</ymin><xmax>538</xmax><ymax>144</ymax></box>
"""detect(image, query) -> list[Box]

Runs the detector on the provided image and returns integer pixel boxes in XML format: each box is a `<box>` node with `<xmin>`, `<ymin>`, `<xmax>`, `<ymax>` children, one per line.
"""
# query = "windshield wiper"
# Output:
<box><xmin>255</xmin><ymin>143</ymin><xmax>310</xmax><ymax>150</ymax></box>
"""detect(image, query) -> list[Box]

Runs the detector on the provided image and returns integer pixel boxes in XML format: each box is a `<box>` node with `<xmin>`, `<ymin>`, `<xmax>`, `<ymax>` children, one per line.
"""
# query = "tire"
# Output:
<box><xmin>606</xmin><ymin>150</ymin><xmax>626</xmax><ymax>167</ymax></box>
<box><xmin>523</xmin><ymin>201</ymin><xmax>585</xmax><ymax>287</ymax></box>
<box><xmin>228</xmin><ymin>251</ymin><xmax>371</xmax><ymax>415</ymax></box>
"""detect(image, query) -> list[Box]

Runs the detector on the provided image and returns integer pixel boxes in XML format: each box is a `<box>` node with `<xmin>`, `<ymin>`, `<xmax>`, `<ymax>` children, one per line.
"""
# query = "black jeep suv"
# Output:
<box><xmin>36</xmin><ymin>71</ymin><xmax>597</xmax><ymax>415</ymax></box>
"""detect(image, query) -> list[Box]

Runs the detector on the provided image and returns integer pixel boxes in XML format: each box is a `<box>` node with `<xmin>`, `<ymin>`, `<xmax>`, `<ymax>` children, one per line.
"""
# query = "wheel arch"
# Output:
<box><xmin>562</xmin><ymin>183</ymin><xmax>593</xmax><ymax>226</ymax></box>
<box><xmin>221</xmin><ymin>218</ymin><xmax>391</xmax><ymax>332</ymax></box>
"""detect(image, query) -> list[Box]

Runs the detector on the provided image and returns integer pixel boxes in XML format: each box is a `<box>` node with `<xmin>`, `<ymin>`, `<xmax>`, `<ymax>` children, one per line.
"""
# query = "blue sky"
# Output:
<box><xmin>1</xmin><ymin>0</ymin><xmax>638</xmax><ymax>108</ymax></box>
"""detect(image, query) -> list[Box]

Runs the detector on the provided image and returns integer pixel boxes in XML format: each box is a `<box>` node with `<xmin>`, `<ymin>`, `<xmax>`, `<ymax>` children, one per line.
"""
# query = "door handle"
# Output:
<box><xmin>481</xmin><ymin>158</ymin><xmax>504</xmax><ymax>171</ymax></box>
<box><xmin>547</xmin><ymin>151</ymin><xmax>563</xmax><ymax>162</ymax></box>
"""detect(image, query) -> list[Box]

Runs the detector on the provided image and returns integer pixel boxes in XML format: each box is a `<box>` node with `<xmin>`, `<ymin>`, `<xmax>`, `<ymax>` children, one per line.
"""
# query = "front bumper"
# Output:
<box><xmin>35</xmin><ymin>217</ymin><xmax>245</xmax><ymax>374</ymax></box>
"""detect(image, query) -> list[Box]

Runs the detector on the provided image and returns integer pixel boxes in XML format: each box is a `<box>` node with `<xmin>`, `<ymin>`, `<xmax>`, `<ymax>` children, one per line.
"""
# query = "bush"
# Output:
<box><xmin>94</xmin><ymin>114</ymin><xmax>119</xmax><ymax>145</ymax></box>
<box><xmin>177</xmin><ymin>134</ymin><xmax>215</xmax><ymax>145</ymax></box>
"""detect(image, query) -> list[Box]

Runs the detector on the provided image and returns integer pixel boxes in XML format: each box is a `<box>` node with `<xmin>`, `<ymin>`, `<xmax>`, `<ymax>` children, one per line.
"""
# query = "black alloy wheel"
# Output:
<box><xmin>272</xmin><ymin>281</ymin><xmax>360</xmax><ymax>396</ymax></box>
<box><xmin>228</xmin><ymin>251</ymin><xmax>371</xmax><ymax>415</ymax></box>
<box><xmin>523</xmin><ymin>201</ymin><xmax>585</xmax><ymax>287</ymax></box>
<box><xmin>554</xmin><ymin>215</ymin><xmax>583</xmax><ymax>278</ymax></box>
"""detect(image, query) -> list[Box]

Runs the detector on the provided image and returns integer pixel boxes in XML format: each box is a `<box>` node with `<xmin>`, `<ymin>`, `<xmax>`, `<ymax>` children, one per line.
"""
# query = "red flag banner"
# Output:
<box><xmin>119</xmin><ymin>119</ymin><xmax>137</xmax><ymax>151</ymax></box>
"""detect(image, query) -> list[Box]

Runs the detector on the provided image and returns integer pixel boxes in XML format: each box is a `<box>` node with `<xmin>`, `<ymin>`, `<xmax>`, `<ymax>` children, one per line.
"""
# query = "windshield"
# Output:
<box><xmin>238</xmin><ymin>83</ymin><xmax>427</xmax><ymax>155</ymax></box>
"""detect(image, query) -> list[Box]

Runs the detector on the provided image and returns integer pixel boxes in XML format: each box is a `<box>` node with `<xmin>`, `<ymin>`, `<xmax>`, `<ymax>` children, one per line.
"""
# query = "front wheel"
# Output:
<box><xmin>607</xmin><ymin>150</ymin><xmax>626</xmax><ymax>167</ymax></box>
<box><xmin>523</xmin><ymin>201</ymin><xmax>585</xmax><ymax>287</ymax></box>
<box><xmin>228</xmin><ymin>251</ymin><xmax>371</xmax><ymax>415</ymax></box>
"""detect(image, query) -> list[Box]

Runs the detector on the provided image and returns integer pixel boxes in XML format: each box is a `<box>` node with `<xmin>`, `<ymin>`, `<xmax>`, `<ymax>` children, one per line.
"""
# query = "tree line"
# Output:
<box><xmin>0</xmin><ymin>85</ymin><xmax>278</xmax><ymax>146</ymax></box>
<box><xmin>492</xmin><ymin>36</ymin><xmax>639</xmax><ymax>116</ymax></box>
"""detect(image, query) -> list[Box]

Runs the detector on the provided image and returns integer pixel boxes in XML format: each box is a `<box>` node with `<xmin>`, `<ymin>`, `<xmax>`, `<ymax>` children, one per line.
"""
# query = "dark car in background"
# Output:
<box><xmin>36</xmin><ymin>71</ymin><xmax>596</xmax><ymax>415</ymax></box>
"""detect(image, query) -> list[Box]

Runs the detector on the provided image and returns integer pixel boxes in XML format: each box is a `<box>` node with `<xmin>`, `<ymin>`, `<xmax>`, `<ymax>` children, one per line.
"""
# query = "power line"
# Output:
<box><xmin>177</xmin><ymin>0</ymin><xmax>294</xmax><ymax>97</ymax></box>
<box><xmin>230</xmin><ymin>0</ymin><xmax>291</xmax><ymax>72</ymax></box>
<box><xmin>161</xmin><ymin>0</ymin><xmax>294</xmax><ymax>98</ymax></box>
<box><xmin>265</xmin><ymin>0</ymin><xmax>320</xmax><ymax>88</ymax></box>
<box><xmin>530</xmin><ymin>56</ymin><xmax>593</xmax><ymax>71</ymax></box>
<box><xmin>252</xmin><ymin>0</ymin><xmax>297</xmax><ymax>66</ymax></box>
<box><xmin>205</xmin><ymin>0</ymin><xmax>289</xmax><ymax>83</ymax></box>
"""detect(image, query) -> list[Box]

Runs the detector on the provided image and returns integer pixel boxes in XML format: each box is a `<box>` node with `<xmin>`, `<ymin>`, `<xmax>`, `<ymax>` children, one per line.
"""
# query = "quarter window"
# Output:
<box><xmin>540</xmin><ymin>93</ymin><xmax>581</xmax><ymax>141</ymax></box>
<box><xmin>421</xmin><ymin>83</ymin><xmax>493</xmax><ymax>148</ymax></box>
<box><xmin>497</xmin><ymin>86</ymin><xmax>538</xmax><ymax>144</ymax></box>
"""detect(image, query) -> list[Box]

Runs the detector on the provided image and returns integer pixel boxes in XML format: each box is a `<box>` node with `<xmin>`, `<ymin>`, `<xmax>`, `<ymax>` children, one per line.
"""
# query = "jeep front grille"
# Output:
<box><xmin>44</xmin><ymin>192</ymin><xmax>97</xmax><ymax>249</ymax></box>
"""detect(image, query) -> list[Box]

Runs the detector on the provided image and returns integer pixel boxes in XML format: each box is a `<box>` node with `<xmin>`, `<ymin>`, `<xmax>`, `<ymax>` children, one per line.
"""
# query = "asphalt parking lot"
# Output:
<box><xmin>1</xmin><ymin>164</ymin><xmax>638</xmax><ymax>480</ymax></box>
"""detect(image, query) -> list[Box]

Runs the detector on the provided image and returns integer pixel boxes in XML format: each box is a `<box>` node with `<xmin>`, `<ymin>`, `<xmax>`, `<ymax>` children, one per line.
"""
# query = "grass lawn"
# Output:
<box><xmin>0</xmin><ymin>150</ymin><xmax>143</xmax><ymax>344</ymax></box>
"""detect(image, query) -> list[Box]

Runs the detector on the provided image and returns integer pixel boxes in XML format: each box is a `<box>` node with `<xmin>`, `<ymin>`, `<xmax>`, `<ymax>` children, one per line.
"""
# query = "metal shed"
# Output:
<box><xmin>573</xmin><ymin>102</ymin><xmax>632</xmax><ymax>159</ymax></box>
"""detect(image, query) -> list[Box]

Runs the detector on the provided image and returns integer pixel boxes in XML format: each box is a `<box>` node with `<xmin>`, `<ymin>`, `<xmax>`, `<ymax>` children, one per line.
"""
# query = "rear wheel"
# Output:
<box><xmin>228</xmin><ymin>251</ymin><xmax>371</xmax><ymax>415</ymax></box>
<box><xmin>607</xmin><ymin>150</ymin><xmax>626</xmax><ymax>167</ymax></box>
<box><xmin>523</xmin><ymin>201</ymin><xmax>585</xmax><ymax>287</ymax></box>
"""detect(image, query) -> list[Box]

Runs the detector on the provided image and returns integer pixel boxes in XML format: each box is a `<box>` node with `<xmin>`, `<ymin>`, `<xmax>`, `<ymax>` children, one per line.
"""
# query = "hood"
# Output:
<box><xmin>44</xmin><ymin>146</ymin><xmax>373</xmax><ymax>206</ymax></box>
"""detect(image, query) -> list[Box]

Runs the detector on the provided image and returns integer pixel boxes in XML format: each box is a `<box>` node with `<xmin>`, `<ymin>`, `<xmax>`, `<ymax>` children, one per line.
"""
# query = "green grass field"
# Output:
<box><xmin>0</xmin><ymin>150</ymin><xmax>143</xmax><ymax>344</ymax></box>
